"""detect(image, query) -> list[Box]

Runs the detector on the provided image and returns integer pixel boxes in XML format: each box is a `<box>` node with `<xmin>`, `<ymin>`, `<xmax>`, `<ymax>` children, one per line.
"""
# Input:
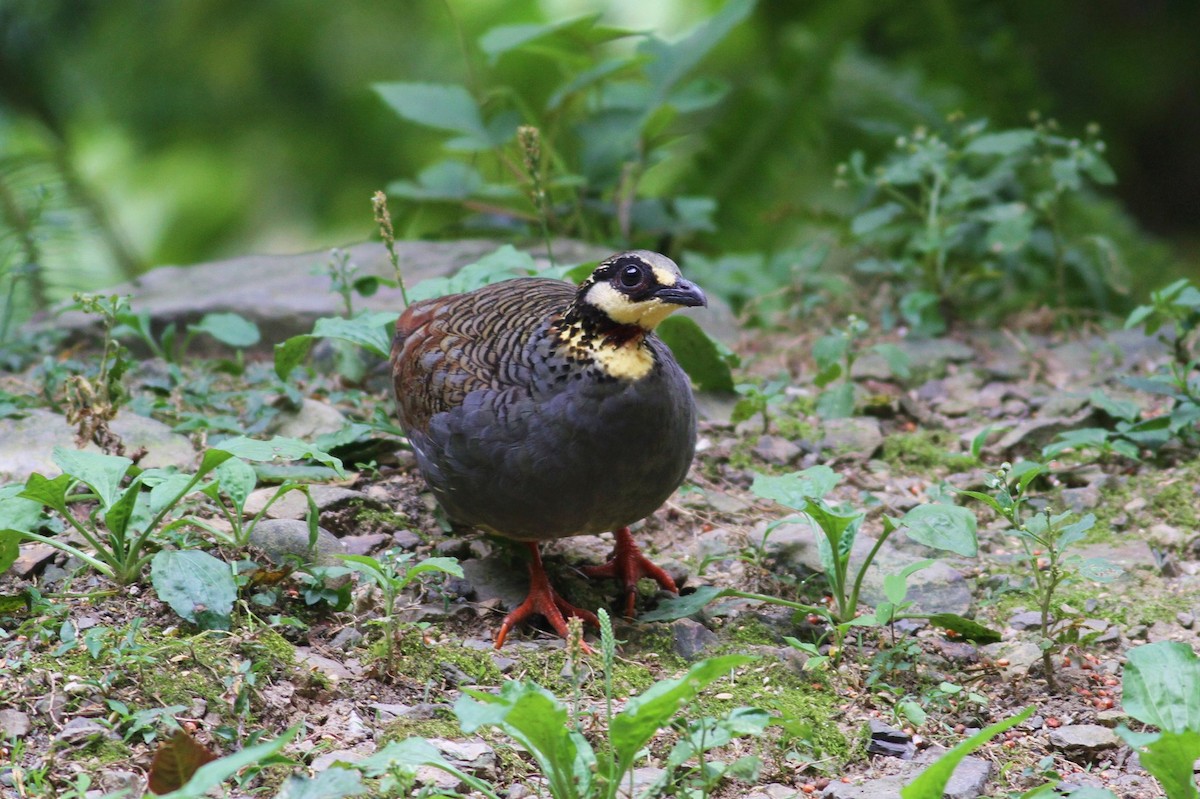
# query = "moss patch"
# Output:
<box><xmin>881</xmin><ymin>430</ymin><xmax>976</xmax><ymax>472</ymax></box>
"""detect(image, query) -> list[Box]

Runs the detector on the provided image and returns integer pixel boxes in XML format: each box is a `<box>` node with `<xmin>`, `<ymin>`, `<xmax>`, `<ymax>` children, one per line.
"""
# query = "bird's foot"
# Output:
<box><xmin>582</xmin><ymin>526</ymin><xmax>679</xmax><ymax>618</ymax></box>
<box><xmin>495</xmin><ymin>543</ymin><xmax>599</xmax><ymax>651</ymax></box>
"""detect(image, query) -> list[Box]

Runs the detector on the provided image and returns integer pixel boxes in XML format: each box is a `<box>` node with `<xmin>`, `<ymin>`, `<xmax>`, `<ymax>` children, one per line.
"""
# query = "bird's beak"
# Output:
<box><xmin>652</xmin><ymin>279</ymin><xmax>707</xmax><ymax>308</ymax></box>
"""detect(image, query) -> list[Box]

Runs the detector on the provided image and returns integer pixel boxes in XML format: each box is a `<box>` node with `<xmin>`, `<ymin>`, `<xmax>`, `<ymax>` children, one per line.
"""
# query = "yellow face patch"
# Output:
<box><xmin>583</xmin><ymin>283</ymin><xmax>684</xmax><ymax>331</ymax></box>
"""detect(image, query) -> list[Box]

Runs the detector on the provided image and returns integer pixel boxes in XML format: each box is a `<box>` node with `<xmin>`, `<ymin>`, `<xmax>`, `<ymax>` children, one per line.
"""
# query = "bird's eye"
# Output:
<box><xmin>619</xmin><ymin>264</ymin><xmax>644</xmax><ymax>288</ymax></box>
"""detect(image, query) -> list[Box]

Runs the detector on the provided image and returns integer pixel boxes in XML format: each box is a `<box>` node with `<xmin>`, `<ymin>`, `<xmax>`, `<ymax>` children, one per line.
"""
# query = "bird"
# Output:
<box><xmin>390</xmin><ymin>250</ymin><xmax>706</xmax><ymax>648</ymax></box>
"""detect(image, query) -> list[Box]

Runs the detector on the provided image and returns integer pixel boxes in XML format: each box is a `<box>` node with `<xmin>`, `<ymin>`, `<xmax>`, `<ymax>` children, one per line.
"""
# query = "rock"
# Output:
<box><xmin>1095</xmin><ymin>709</ymin><xmax>1129</xmax><ymax>727</ymax></box>
<box><xmin>10</xmin><ymin>543</ymin><xmax>56</xmax><ymax>578</ymax></box>
<box><xmin>342</xmin><ymin>533</ymin><xmax>391</xmax><ymax>555</ymax></box>
<box><xmin>866</xmin><ymin>719</ymin><xmax>915</xmax><ymax>759</ymax></box>
<box><xmin>617</xmin><ymin>766</ymin><xmax>667</xmax><ymax>799</ymax></box>
<box><xmin>42</xmin><ymin>239</ymin><xmax>738</xmax><ymax>350</ymax></box>
<box><xmin>753</xmin><ymin>435</ymin><xmax>802</xmax><ymax>465</ymax></box>
<box><xmin>1008</xmin><ymin>611</ymin><xmax>1044</xmax><ymax>631</ymax></box>
<box><xmin>1048</xmin><ymin>724</ymin><xmax>1121</xmax><ymax>762</ymax></box>
<box><xmin>703</xmin><ymin>491</ymin><xmax>751</xmax><ymax>515</ymax></box>
<box><xmin>920</xmin><ymin>751</ymin><xmax>991</xmax><ymax>799</ymax></box>
<box><xmin>248</xmin><ymin>519</ymin><xmax>347</xmax><ymax>574</ymax></box>
<box><xmin>671</xmin><ymin>618</ymin><xmax>718</xmax><ymax>660</ymax></box>
<box><xmin>822</xmin><ymin>754</ymin><xmax>990</xmax><ymax>799</ymax></box>
<box><xmin>0</xmin><ymin>709</ymin><xmax>31</xmax><ymax>738</ymax></box>
<box><xmin>1061</xmin><ymin>485</ymin><xmax>1101</xmax><ymax>512</ymax></box>
<box><xmin>295</xmin><ymin>647</ymin><xmax>364</xmax><ymax>682</ymax></box>
<box><xmin>392</xmin><ymin>529</ymin><xmax>422</xmax><ymax>549</ymax></box>
<box><xmin>995</xmin><ymin>410</ymin><xmax>1096</xmax><ymax>452</ymax></box>
<box><xmin>267</xmin><ymin>398</ymin><xmax>348</xmax><ymax>440</ymax></box>
<box><xmin>54</xmin><ymin>717</ymin><xmax>114</xmax><ymax>745</ymax></box>
<box><xmin>429</xmin><ymin>739</ymin><xmax>496</xmax><ymax>779</ymax></box>
<box><xmin>244</xmin><ymin>484</ymin><xmax>384</xmax><ymax>522</ymax></box>
<box><xmin>99</xmin><ymin>769</ymin><xmax>143</xmax><ymax>796</ymax></box>
<box><xmin>745</xmin><ymin>785</ymin><xmax>805</xmax><ymax>799</ymax></box>
<box><xmin>820</xmin><ymin>417</ymin><xmax>883</xmax><ymax>459</ymax></box>
<box><xmin>369</xmin><ymin>702</ymin><xmax>415</xmax><ymax>722</ymax></box>
<box><xmin>981</xmin><ymin>640</ymin><xmax>1043</xmax><ymax>679</ymax></box>
<box><xmin>0</xmin><ymin>408</ymin><xmax>196</xmax><ymax>483</ymax></box>
<box><xmin>311</xmin><ymin>751</ymin><xmax>374</xmax><ymax>771</ymax></box>
<box><xmin>1177</xmin><ymin>611</ymin><xmax>1195</xmax><ymax>629</ymax></box>
<box><xmin>461</xmin><ymin>557</ymin><xmax>529</xmax><ymax>610</ymax></box>
<box><xmin>1146</xmin><ymin>523</ymin><xmax>1189</xmax><ymax>549</ymax></box>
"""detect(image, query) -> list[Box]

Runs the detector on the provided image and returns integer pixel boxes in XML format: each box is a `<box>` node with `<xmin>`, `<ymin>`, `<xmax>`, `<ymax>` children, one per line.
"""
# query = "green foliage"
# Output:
<box><xmin>901</xmin><ymin>706</ymin><xmax>1035</xmax><ymax>798</ymax></box>
<box><xmin>647</xmin><ymin>465</ymin><xmax>989</xmax><ymax>668</ymax></box>
<box><xmin>812</xmin><ymin>315</ymin><xmax>909</xmax><ymax>419</ymax></box>
<box><xmin>338</xmin><ymin>549</ymin><xmax>463</xmax><ymax>675</ymax></box>
<box><xmin>842</xmin><ymin>117</ymin><xmax>1124</xmax><ymax>332</ymax></box>
<box><xmin>7</xmin><ymin>436</ymin><xmax>343</xmax><ymax>590</ymax></box>
<box><xmin>150</xmin><ymin>550</ymin><xmax>237</xmax><ymax>631</ymax></box>
<box><xmin>151</xmin><ymin>725</ymin><xmax>302</xmax><ymax>799</ymax></box>
<box><xmin>1041</xmin><ymin>389</ymin><xmax>1170</xmax><ymax>462</ymax></box>
<box><xmin>956</xmin><ymin>461</ymin><xmax>1122</xmax><ymax>691</ymax></box>
<box><xmin>377</xmin><ymin>0</ymin><xmax>755</xmax><ymax>247</ymax></box>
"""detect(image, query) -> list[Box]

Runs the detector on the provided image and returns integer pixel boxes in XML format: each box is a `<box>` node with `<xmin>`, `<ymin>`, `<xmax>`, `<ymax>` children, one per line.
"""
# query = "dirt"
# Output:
<box><xmin>1</xmin><ymin>320</ymin><xmax>1197</xmax><ymax>798</ymax></box>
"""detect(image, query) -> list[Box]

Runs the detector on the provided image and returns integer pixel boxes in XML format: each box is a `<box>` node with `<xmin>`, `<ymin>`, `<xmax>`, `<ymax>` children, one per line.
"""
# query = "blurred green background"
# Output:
<box><xmin>1</xmin><ymin>0</ymin><xmax>1197</xmax><ymax>327</ymax></box>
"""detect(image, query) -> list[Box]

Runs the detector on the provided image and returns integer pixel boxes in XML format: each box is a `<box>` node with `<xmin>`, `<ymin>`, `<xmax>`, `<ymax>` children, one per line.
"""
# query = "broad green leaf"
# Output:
<box><xmin>641</xmin><ymin>0</ymin><xmax>756</xmax><ymax>97</ymax></box>
<box><xmin>927</xmin><ymin>614</ymin><xmax>1002</xmax><ymax>644</ymax></box>
<box><xmin>19</xmin><ymin>472</ymin><xmax>73</xmax><ymax>515</ymax></box>
<box><xmin>188</xmin><ymin>313</ymin><xmax>261</xmax><ymax>348</ymax></box>
<box><xmin>373</xmin><ymin>82</ymin><xmax>494</xmax><ymax>150</ymax></box>
<box><xmin>311</xmin><ymin>312</ymin><xmax>398</xmax><ymax>358</ymax></box>
<box><xmin>213</xmin><ymin>458</ymin><xmax>258</xmax><ymax>514</ymax></box>
<box><xmin>274</xmin><ymin>334</ymin><xmax>314</xmax><ymax>379</ymax></box>
<box><xmin>53</xmin><ymin>448</ymin><xmax>133</xmax><ymax>509</ymax></box>
<box><xmin>900</xmin><ymin>504</ymin><xmax>978</xmax><ymax>556</ymax></box>
<box><xmin>408</xmin><ymin>245</ymin><xmax>540</xmax><ymax>304</ymax></box>
<box><xmin>610</xmin><ymin>655</ymin><xmax>754</xmax><ymax>783</ymax></box>
<box><xmin>656</xmin><ymin>315</ymin><xmax>736</xmax><ymax>393</ymax></box>
<box><xmin>872</xmin><ymin>342</ymin><xmax>912</xmax><ymax>379</ymax></box>
<box><xmin>358</xmin><ymin>739</ymin><xmax>501</xmax><ymax>799</ymax></box>
<box><xmin>851</xmin><ymin>202</ymin><xmax>904</xmax><ymax>236</ymax></box>
<box><xmin>964</xmin><ymin>129</ymin><xmax>1037</xmax><ymax>156</ymax></box>
<box><xmin>1077</xmin><ymin>557</ymin><xmax>1123</xmax><ymax>583</ymax></box>
<box><xmin>214</xmin><ymin>436</ymin><xmax>345</xmax><ymax>478</ymax></box>
<box><xmin>638</xmin><ymin>584</ymin><xmax>729</xmax><ymax>622</ymax></box>
<box><xmin>901</xmin><ymin>706</ymin><xmax>1034</xmax><ymax>799</ymax></box>
<box><xmin>456</xmin><ymin>682</ymin><xmax>593</xmax><ymax>799</ymax></box>
<box><xmin>151</xmin><ymin>550</ymin><xmax>236</xmax><ymax>630</ymax></box>
<box><xmin>402</xmin><ymin>556</ymin><xmax>464</xmax><ymax>584</ymax></box>
<box><xmin>153</xmin><ymin>725</ymin><xmax>301</xmax><ymax>799</ymax></box>
<box><xmin>1119</xmin><ymin>728</ymin><xmax>1200</xmax><ymax>799</ymax></box>
<box><xmin>479</xmin><ymin>14</ymin><xmax>629</xmax><ymax>65</ymax></box>
<box><xmin>149</xmin><ymin>473</ymin><xmax>199</xmax><ymax>519</ymax></box>
<box><xmin>103</xmin><ymin>477</ymin><xmax>145</xmax><ymax>539</ymax></box>
<box><xmin>0</xmin><ymin>530</ymin><xmax>20</xmax><ymax>573</ymax></box>
<box><xmin>751</xmin><ymin>466</ymin><xmax>839</xmax><ymax>509</ymax></box>
<box><xmin>274</xmin><ymin>767</ymin><xmax>367</xmax><ymax>799</ymax></box>
<box><xmin>1122</xmin><ymin>641</ymin><xmax>1200</xmax><ymax>734</ymax></box>
<box><xmin>0</xmin><ymin>487</ymin><xmax>45</xmax><ymax>532</ymax></box>
<box><xmin>387</xmin><ymin>160</ymin><xmax>518</xmax><ymax>202</ymax></box>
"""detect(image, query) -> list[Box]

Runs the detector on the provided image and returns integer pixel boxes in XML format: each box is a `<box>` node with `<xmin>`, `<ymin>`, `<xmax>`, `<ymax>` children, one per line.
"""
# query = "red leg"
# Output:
<box><xmin>582</xmin><ymin>527</ymin><xmax>679</xmax><ymax>618</ymax></box>
<box><xmin>494</xmin><ymin>542</ymin><xmax>599</xmax><ymax>650</ymax></box>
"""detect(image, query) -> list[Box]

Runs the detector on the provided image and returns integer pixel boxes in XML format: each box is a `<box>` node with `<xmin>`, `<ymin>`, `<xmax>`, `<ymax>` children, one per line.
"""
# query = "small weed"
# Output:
<box><xmin>812</xmin><ymin>315</ymin><xmax>909</xmax><ymax>419</ymax></box>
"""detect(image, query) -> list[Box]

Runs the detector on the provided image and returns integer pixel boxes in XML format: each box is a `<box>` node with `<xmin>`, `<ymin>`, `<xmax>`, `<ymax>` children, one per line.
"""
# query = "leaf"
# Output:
<box><xmin>851</xmin><ymin>202</ymin><xmax>905</xmax><ymax>236</ymax></box>
<box><xmin>609</xmin><ymin>655</ymin><xmax>755</xmax><ymax>783</ymax></box>
<box><xmin>1119</xmin><ymin>728</ymin><xmax>1200</xmax><ymax>799</ymax></box>
<box><xmin>151</xmin><ymin>551</ymin><xmax>236</xmax><ymax>630</ymax></box>
<box><xmin>18</xmin><ymin>473</ymin><xmax>73</xmax><ymax>515</ymax></box>
<box><xmin>53</xmin><ymin>447</ymin><xmax>133</xmax><ymax>510</ymax></box>
<box><xmin>373</xmin><ymin>82</ymin><xmax>495</xmax><ymax>150</ymax></box>
<box><xmin>0</xmin><ymin>530</ymin><xmax>20</xmax><ymax>573</ymax></box>
<box><xmin>901</xmin><ymin>706</ymin><xmax>1034</xmax><ymax>799</ymax></box>
<box><xmin>1122</xmin><ymin>641</ymin><xmax>1200</xmax><ymax>734</ymax></box>
<box><xmin>872</xmin><ymin>342</ymin><xmax>911</xmax><ymax>380</ymax></box>
<box><xmin>640</xmin><ymin>0</ymin><xmax>755</xmax><ymax>98</ymax></box>
<box><xmin>927</xmin><ymin>614</ymin><xmax>1002</xmax><ymax>644</ymax></box>
<box><xmin>638</xmin><ymin>585</ymin><xmax>729</xmax><ymax>622</ymax></box>
<box><xmin>1077</xmin><ymin>557</ymin><xmax>1124</xmax><ymax>583</ymax></box>
<box><xmin>212</xmin><ymin>458</ymin><xmax>258</xmax><ymax>516</ymax></box>
<box><xmin>456</xmin><ymin>682</ymin><xmax>593</xmax><ymax>799</ymax></box>
<box><xmin>964</xmin><ymin>129</ymin><xmax>1037</xmax><ymax>156</ymax></box>
<box><xmin>900</xmin><ymin>504</ymin><xmax>978</xmax><ymax>557</ymax></box>
<box><xmin>188</xmin><ymin>313</ymin><xmax>261</xmax><ymax>348</ymax></box>
<box><xmin>312</xmin><ymin>312</ymin><xmax>398</xmax><ymax>358</ymax></box>
<box><xmin>104</xmin><ymin>477</ymin><xmax>145</xmax><ymax>539</ymax></box>
<box><xmin>656</xmin><ymin>315</ymin><xmax>736</xmax><ymax>393</ymax></box>
<box><xmin>274</xmin><ymin>768</ymin><xmax>367</xmax><ymax>799</ymax></box>
<box><xmin>214</xmin><ymin>436</ymin><xmax>345</xmax><ymax>478</ymax></box>
<box><xmin>274</xmin><ymin>335</ymin><xmax>314</xmax><ymax>379</ymax></box>
<box><xmin>358</xmin><ymin>739</ymin><xmax>501</xmax><ymax>799</ymax></box>
<box><xmin>408</xmin><ymin>245</ymin><xmax>541</xmax><ymax>304</ymax></box>
<box><xmin>479</xmin><ymin>14</ymin><xmax>630</xmax><ymax>65</ymax></box>
<box><xmin>0</xmin><ymin>486</ymin><xmax>47</xmax><ymax>532</ymax></box>
<box><xmin>147</xmin><ymin>730</ymin><xmax>219</xmax><ymax>795</ymax></box>
<box><xmin>750</xmin><ymin>466</ymin><xmax>839</xmax><ymax>509</ymax></box>
<box><xmin>153</xmin><ymin>725</ymin><xmax>301</xmax><ymax>799</ymax></box>
<box><xmin>401</xmin><ymin>556</ymin><xmax>464</xmax><ymax>585</ymax></box>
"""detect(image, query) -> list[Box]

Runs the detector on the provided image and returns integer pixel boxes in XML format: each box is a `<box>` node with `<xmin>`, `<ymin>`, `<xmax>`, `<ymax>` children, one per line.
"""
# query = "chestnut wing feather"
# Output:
<box><xmin>390</xmin><ymin>278</ymin><xmax>574</xmax><ymax>433</ymax></box>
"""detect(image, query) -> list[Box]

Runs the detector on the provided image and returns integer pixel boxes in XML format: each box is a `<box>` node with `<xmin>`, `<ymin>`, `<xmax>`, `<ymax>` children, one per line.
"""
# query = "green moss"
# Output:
<box><xmin>390</xmin><ymin>628</ymin><xmax>504</xmax><ymax>685</ymax></box>
<box><xmin>379</xmin><ymin>714</ymin><xmax>463</xmax><ymax>744</ymax></box>
<box><xmin>353</xmin><ymin>503</ymin><xmax>417</xmax><ymax>535</ymax></box>
<box><xmin>881</xmin><ymin>430</ymin><xmax>976</xmax><ymax>472</ymax></box>
<box><xmin>82</xmin><ymin>737</ymin><xmax>131</xmax><ymax>765</ymax></box>
<box><xmin>724</xmin><ymin>617</ymin><xmax>781</xmax><ymax>647</ymax></box>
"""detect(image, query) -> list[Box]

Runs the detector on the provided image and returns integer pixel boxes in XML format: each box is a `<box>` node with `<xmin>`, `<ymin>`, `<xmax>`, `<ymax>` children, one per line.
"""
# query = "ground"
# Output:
<box><xmin>1</xmin><ymin>310</ymin><xmax>1197</xmax><ymax>799</ymax></box>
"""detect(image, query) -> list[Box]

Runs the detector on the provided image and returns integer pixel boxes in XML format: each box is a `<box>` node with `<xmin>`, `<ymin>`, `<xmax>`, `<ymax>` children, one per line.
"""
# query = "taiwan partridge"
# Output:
<box><xmin>391</xmin><ymin>250</ymin><xmax>706</xmax><ymax>647</ymax></box>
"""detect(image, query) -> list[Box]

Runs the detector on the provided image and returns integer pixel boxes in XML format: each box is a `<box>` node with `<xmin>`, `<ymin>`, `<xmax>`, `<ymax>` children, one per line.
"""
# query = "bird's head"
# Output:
<box><xmin>573</xmin><ymin>250</ymin><xmax>707</xmax><ymax>332</ymax></box>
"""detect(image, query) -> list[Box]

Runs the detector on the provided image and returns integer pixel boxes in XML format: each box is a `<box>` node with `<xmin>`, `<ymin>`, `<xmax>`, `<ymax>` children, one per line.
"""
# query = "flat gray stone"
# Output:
<box><xmin>671</xmin><ymin>618</ymin><xmax>718</xmax><ymax>660</ymax></box>
<box><xmin>40</xmin><ymin>240</ymin><xmax>737</xmax><ymax>350</ymax></box>
<box><xmin>1049</xmin><ymin>724</ymin><xmax>1121</xmax><ymax>761</ymax></box>
<box><xmin>821</xmin><ymin>417</ymin><xmax>883</xmax><ymax>459</ymax></box>
<box><xmin>266</xmin><ymin>398</ymin><xmax>348</xmax><ymax>440</ymax></box>
<box><xmin>0</xmin><ymin>709</ymin><xmax>31</xmax><ymax>738</ymax></box>
<box><xmin>0</xmin><ymin>408</ymin><xmax>195</xmax><ymax>483</ymax></box>
<box><xmin>248</xmin><ymin>519</ymin><xmax>348</xmax><ymax>586</ymax></box>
